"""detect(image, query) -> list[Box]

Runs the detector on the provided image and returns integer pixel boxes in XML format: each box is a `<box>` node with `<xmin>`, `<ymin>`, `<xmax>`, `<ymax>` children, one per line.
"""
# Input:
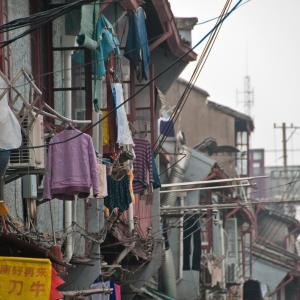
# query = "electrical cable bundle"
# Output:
<box><xmin>0</xmin><ymin>0</ymin><xmax>244</xmax><ymax>152</ymax></box>
<box><xmin>0</xmin><ymin>0</ymin><xmax>101</xmax><ymax>48</ymax></box>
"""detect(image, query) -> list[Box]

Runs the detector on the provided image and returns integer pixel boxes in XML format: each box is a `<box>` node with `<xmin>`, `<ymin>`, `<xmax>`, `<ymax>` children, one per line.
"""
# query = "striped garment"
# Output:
<box><xmin>133</xmin><ymin>138</ymin><xmax>153</xmax><ymax>194</ymax></box>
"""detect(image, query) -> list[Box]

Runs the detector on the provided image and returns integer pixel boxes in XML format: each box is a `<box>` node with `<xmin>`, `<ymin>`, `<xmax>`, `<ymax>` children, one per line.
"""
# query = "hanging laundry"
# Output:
<box><xmin>97</xmin><ymin>163</ymin><xmax>108</xmax><ymax>198</ymax></box>
<box><xmin>90</xmin><ymin>281</ymin><xmax>110</xmax><ymax>300</ymax></box>
<box><xmin>152</xmin><ymin>155</ymin><xmax>161</xmax><ymax>189</ymax></box>
<box><xmin>0</xmin><ymin>149</ymin><xmax>10</xmax><ymax>176</ymax></box>
<box><xmin>109</xmin><ymin>281</ymin><xmax>121</xmax><ymax>300</ymax></box>
<box><xmin>159</xmin><ymin>116</ymin><xmax>175</xmax><ymax>138</ymax></box>
<box><xmin>183</xmin><ymin>215</ymin><xmax>201</xmax><ymax>271</ymax></box>
<box><xmin>133</xmin><ymin>138</ymin><xmax>153</xmax><ymax>194</ymax></box>
<box><xmin>75</xmin><ymin>9</ymin><xmax>121</xmax><ymax>110</ymax></box>
<box><xmin>102</xmin><ymin>111</ymin><xmax>110</xmax><ymax>145</ymax></box>
<box><xmin>50</xmin><ymin>268</ymin><xmax>64</xmax><ymax>300</ymax></box>
<box><xmin>0</xmin><ymin>97</ymin><xmax>22</xmax><ymax>150</ymax></box>
<box><xmin>114</xmin><ymin>284</ymin><xmax>121</xmax><ymax>300</ymax></box>
<box><xmin>112</xmin><ymin>83</ymin><xmax>134</xmax><ymax>146</ymax></box>
<box><xmin>43</xmin><ymin>128</ymin><xmax>100</xmax><ymax>201</ymax></box>
<box><xmin>127</xmin><ymin>169</ymin><xmax>135</xmax><ymax>204</ymax></box>
<box><xmin>134</xmin><ymin>194</ymin><xmax>152</xmax><ymax>237</ymax></box>
<box><xmin>104</xmin><ymin>175</ymin><xmax>132</xmax><ymax>212</ymax></box>
<box><xmin>158</xmin><ymin>111</ymin><xmax>175</xmax><ymax>137</ymax></box>
<box><xmin>76</xmin><ymin>11</ymin><xmax>120</xmax><ymax>79</ymax></box>
<box><xmin>94</xmin><ymin>15</ymin><xmax>121</xmax><ymax>79</ymax></box>
<box><xmin>125</xmin><ymin>7</ymin><xmax>150</xmax><ymax>81</ymax></box>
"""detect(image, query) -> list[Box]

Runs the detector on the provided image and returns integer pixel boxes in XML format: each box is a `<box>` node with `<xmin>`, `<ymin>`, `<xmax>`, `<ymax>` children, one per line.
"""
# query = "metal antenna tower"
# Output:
<box><xmin>236</xmin><ymin>75</ymin><xmax>254</xmax><ymax>117</ymax></box>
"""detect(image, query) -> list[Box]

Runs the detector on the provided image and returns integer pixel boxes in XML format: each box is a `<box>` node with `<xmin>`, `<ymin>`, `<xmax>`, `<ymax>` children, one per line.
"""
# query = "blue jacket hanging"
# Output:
<box><xmin>94</xmin><ymin>15</ymin><xmax>121</xmax><ymax>79</ymax></box>
<box><xmin>125</xmin><ymin>7</ymin><xmax>150</xmax><ymax>81</ymax></box>
<box><xmin>74</xmin><ymin>15</ymin><xmax>121</xmax><ymax>79</ymax></box>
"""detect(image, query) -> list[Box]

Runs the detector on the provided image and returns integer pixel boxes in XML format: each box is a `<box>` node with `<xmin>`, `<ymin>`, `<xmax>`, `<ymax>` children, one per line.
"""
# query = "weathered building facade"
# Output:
<box><xmin>158</xmin><ymin>78</ymin><xmax>256</xmax><ymax>300</ymax></box>
<box><xmin>0</xmin><ymin>1</ymin><xmax>197</xmax><ymax>299</ymax></box>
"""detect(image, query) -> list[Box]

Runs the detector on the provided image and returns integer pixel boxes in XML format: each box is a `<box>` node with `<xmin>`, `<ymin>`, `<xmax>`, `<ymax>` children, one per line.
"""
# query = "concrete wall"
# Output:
<box><xmin>165</xmin><ymin>80</ymin><xmax>235</xmax><ymax>148</ymax></box>
<box><xmin>4</xmin><ymin>0</ymin><xmax>32</xmax><ymax>221</ymax></box>
<box><xmin>7</xmin><ymin>0</ymin><xmax>32</xmax><ymax>77</ymax></box>
<box><xmin>165</xmin><ymin>79</ymin><xmax>237</xmax><ymax>176</ymax></box>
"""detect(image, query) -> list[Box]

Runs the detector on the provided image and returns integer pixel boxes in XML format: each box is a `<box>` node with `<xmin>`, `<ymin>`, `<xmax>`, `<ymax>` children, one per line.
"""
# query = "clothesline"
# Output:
<box><xmin>160</xmin><ymin>198</ymin><xmax>300</xmax><ymax>213</ymax></box>
<box><xmin>161</xmin><ymin>175</ymin><xmax>267</xmax><ymax>188</ymax></box>
<box><xmin>160</xmin><ymin>183</ymin><xmax>252</xmax><ymax>194</ymax></box>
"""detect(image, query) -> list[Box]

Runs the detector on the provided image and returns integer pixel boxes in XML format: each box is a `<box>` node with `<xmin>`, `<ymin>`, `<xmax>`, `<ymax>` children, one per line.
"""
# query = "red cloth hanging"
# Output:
<box><xmin>50</xmin><ymin>267</ymin><xmax>64</xmax><ymax>300</ymax></box>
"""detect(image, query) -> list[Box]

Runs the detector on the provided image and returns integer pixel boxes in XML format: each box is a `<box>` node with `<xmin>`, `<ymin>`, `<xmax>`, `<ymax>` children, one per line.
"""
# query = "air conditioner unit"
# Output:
<box><xmin>226</xmin><ymin>263</ymin><xmax>236</xmax><ymax>283</ymax></box>
<box><xmin>225</xmin><ymin>218</ymin><xmax>238</xmax><ymax>284</ymax></box>
<box><xmin>9</xmin><ymin>114</ymin><xmax>45</xmax><ymax>169</ymax></box>
<box><xmin>207</xmin><ymin>292</ymin><xmax>227</xmax><ymax>300</ymax></box>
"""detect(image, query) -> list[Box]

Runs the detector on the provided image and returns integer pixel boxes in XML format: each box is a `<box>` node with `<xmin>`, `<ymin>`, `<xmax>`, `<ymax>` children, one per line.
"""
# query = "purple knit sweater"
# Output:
<box><xmin>43</xmin><ymin>129</ymin><xmax>99</xmax><ymax>200</ymax></box>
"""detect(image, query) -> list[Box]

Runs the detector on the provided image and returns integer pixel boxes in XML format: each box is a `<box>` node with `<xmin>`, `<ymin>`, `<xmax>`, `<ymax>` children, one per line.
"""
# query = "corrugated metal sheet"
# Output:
<box><xmin>252</xmin><ymin>258</ymin><xmax>289</xmax><ymax>292</ymax></box>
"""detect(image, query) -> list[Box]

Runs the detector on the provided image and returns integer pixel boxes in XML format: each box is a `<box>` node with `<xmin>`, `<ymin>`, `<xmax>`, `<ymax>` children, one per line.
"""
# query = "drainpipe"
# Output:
<box><xmin>159</xmin><ymin>247</ymin><xmax>177</xmax><ymax>298</ymax></box>
<box><xmin>63</xmin><ymin>49</ymin><xmax>73</xmax><ymax>263</ymax></box>
<box><xmin>159</xmin><ymin>147</ymin><xmax>190</xmax><ymax>299</ymax></box>
<box><xmin>179</xmin><ymin>196</ymin><xmax>184</xmax><ymax>280</ymax></box>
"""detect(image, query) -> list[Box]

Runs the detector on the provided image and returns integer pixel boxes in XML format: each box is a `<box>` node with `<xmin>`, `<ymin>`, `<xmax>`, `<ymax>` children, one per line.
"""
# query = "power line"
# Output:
<box><xmin>0</xmin><ymin>32</ymin><xmax>165</xmax><ymax>90</ymax></box>
<box><xmin>153</xmin><ymin>0</ymin><xmax>235</xmax><ymax>154</ymax></box>
<box><xmin>0</xmin><ymin>0</ymin><xmax>251</xmax><ymax>86</ymax></box>
<box><xmin>196</xmin><ymin>0</ymin><xmax>252</xmax><ymax>25</ymax></box>
<box><xmin>0</xmin><ymin>0</ymin><xmax>104</xmax><ymax>48</ymax></box>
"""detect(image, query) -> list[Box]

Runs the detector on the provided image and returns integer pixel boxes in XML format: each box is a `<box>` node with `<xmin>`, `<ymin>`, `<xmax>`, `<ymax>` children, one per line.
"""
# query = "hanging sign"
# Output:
<box><xmin>0</xmin><ymin>256</ymin><xmax>51</xmax><ymax>300</ymax></box>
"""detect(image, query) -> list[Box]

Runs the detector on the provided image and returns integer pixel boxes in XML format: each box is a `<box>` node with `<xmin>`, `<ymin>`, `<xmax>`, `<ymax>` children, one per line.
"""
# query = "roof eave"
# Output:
<box><xmin>151</xmin><ymin>0</ymin><xmax>197</xmax><ymax>62</ymax></box>
<box><xmin>102</xmin><ymin>0</ymin><xmax>140</xmax><ymax>11</ymax></box>
<box><xmin>207</xmin><ymin>100</ymin><xmax>254</xmax><ymax>132</ymax></box>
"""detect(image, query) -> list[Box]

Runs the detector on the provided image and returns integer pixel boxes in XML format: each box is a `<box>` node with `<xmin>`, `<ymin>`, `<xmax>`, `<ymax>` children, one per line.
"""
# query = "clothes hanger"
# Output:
<box><xmin>129</xmin><ymin>122</ymin><xmax>138</xmax><ymax>136</ymax></box>
<box><xmin>64</xmin><ymin>121</ymin><xmax>75</xmax><ymax>130</ymax></box>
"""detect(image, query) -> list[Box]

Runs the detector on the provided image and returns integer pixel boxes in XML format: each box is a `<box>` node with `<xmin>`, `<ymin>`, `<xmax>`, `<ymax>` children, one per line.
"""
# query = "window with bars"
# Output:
<box><xmin>236</xmin><ymin>130</ymin><xmax>249</xmax><ymax>176</ymax></box>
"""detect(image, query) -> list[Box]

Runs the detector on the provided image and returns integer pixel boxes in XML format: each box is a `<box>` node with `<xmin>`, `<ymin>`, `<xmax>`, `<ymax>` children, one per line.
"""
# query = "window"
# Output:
<box><xmin>253</xmin><ymin>162</ymin><xmax>261</xmax><ymax>168</ymax></box>
<box><xmin>236</xmin><ymin>131</ymin><xmax>249</xmax><ymax>176</ymax></box>
<box><xmin>50</xmin><ymin>15</ymin><xmax>93</xmax><ymax>129</ymax></box>
<box><xmin>253</xmin><ymin>151</ymin><xmax>262</xmax><ymax>161</ymax></box>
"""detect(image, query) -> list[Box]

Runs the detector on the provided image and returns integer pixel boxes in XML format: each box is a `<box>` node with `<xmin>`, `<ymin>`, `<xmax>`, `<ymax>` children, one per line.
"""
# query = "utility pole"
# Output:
<box><xmin>274</xmin><ymin>123</ymin><xmax>300</xmax><ymax>171</ymax></box>
<box><xmin>282</xmin><ymin>122</ymin><xmax>287</xmax><ymax>171</ymax></box>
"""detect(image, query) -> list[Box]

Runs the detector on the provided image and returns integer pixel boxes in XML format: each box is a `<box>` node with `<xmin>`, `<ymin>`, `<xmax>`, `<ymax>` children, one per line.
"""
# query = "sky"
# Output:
<box><xmin>169</xmin><ymin>0</ymin><xmax>300</xmax><ymax>167</ymax></box>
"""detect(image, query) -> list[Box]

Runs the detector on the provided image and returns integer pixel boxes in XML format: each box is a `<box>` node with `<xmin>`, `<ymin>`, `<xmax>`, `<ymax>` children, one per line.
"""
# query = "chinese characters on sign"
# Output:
<box><xmin>0</xmin><ymin>256</ymin><xmax>51</xmax><ymax>300</ymax></box>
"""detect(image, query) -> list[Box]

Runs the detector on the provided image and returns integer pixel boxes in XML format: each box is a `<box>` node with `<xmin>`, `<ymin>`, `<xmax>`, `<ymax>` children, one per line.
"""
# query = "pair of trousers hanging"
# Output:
<box><xmin>183</xmin><ymin>215</ymin><xmax>201</xmax><ymax>271</ymax></box>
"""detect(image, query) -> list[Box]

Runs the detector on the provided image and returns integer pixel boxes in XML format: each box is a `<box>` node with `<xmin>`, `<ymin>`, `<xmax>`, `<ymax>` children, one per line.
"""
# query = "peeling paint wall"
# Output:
<box><xmin>4</xmin><ymin>0</ymin><xmax>32</xmax><ymax>221</ymax></box>
<box><xmin>165</xmin><ymin>79</ymin><xmax>237</xmax><ymax>176</ymax></box>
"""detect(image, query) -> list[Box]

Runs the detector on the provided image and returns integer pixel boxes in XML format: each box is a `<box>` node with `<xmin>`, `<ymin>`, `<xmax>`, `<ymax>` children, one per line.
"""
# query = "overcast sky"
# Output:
<box><xmin>169</xmin><ymin>0</ymin><xmax>300</xmax><ymax>167</ymax></box>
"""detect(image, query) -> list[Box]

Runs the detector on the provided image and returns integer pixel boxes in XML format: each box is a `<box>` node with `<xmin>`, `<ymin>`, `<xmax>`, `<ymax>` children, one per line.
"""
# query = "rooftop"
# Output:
<box><xmin>175</xmin><ymin>17</ymin><xmax>198</xmax><ymax>30</ymax></box>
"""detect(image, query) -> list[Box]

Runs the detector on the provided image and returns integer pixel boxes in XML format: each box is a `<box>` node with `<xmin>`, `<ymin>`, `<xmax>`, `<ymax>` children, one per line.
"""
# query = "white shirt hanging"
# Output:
<box><xmin>0</xmin><ymin>82</ymin><xmax>22</xmax><ymax>150</ymax></box>
<box><xmin>112</xmin><ymin>82</ymin><xmax>134</xmax><ymax>146</ymax></box>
